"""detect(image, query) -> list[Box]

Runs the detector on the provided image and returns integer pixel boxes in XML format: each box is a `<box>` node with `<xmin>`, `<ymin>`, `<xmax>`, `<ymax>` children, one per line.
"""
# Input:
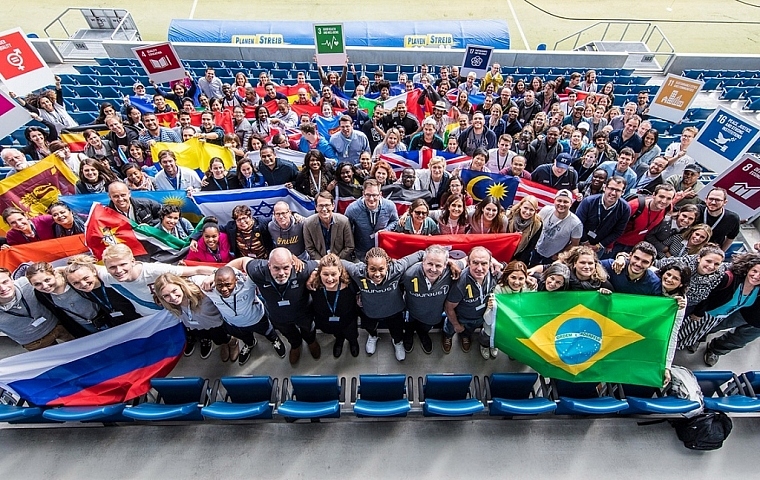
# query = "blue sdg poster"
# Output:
<box><xmin>689</xmin><ymin>106</ymin><xmax>760</xmax><ymax>173</ymax></box>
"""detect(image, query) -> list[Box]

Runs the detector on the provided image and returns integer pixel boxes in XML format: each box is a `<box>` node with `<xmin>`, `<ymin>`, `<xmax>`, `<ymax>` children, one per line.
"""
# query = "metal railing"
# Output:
<box><xmin>553</xmin><ymin>21</ymin><xmax>676</xmax><ymax>73</ymax></box>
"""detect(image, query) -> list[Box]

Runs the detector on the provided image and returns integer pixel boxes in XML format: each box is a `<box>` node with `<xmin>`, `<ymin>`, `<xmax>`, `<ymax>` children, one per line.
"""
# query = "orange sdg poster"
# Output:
<box><xmin>648</xmin><ymin>74</ymin><xmax>703</xmax><ymax>123</ymax></box>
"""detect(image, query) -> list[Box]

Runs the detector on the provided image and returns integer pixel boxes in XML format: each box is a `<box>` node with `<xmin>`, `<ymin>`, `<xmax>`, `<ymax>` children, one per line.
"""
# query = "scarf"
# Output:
<box><xmin>507</xmin><ymin>213</ymin><xmax>542</xmax><ymax>254</ymax></box>
<box><xmin>84</xmin><ymin>179</ymin><xmax>106</xmax><ymax>193</ymax></box>
<box><xmin>664</xmin><ymin>254</ymin><xmax>726</xmax><ymax>307</ymax></box>
<box><xmin>128</xmin><ymin>174</ymin><xmax>155</xmax><ymax>191</ymax></box>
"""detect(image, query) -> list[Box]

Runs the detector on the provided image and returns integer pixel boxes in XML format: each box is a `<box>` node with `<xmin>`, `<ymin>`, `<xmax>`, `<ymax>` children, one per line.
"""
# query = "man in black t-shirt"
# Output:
<box><xmin>699</xmin><ymin>188</ymin><xmax>741</xmax><ymax>251</ymax></box>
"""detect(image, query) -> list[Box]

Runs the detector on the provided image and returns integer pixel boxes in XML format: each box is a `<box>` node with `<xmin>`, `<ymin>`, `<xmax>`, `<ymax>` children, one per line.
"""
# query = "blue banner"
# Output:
<box><xmin>62</xmin><ymin>190</ymin><xmax>203</xmax><ymax>223</ymax></box>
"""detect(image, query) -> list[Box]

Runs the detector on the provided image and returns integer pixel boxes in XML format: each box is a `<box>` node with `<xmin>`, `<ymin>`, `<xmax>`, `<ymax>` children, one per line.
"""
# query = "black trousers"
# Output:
<box><xmin>361</xmin><ymin>311</ymin><xmax>405</xmax><ymax>344</ymax></box>
<box><xmin>271</xmin><ymin>316</ymin><xmax>316</xmax><ymax>349</ymax></box>
<box><xmin>224</xmin><ymin>318</ymin><xmax>278</xmax><ymax>347</ymax></box>
<box><xmin>190</xmin><ymin>325</ymin><xmax>230</xmax><ymax>345</ymax></box>
<box><xmin>405</xmin><ymin>317</ymin><xmax>434</xmax><ymax>342</ymax></box>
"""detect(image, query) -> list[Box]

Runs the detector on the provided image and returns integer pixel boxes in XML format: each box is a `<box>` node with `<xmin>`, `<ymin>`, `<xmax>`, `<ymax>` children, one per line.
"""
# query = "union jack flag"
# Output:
<box><xmin>379</xmin><ymin>150</ymin><xmax>471</xmax><ymax>178</ymax></box>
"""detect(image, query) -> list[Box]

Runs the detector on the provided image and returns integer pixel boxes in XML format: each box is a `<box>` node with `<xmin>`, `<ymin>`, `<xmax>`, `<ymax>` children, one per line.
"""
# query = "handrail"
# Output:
<box><xmin>110</xmin><ymin>12</ymin><xmax>136</xmax><ymax>41</ymax></box>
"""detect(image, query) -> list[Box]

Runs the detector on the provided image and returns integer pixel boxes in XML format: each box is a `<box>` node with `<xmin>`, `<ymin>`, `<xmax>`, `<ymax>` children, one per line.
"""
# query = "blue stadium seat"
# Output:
<box><xmin>92</xmin><ymin>65</ymin><xmax>116</xmax><ymax>76</ymax></box>
<box><xmin>721</xmin><ymin>78</ymin><xmax>743</xmax><ymax>88</ymax></box>
<box><xmin>534</xmin><ymin>67</ymin><xmax>553</xmax><ymax>75</ymax></box>
<box><xmin>628</xmin><ymin>85</ymin><xmax>652</xmax><ymax>95</ymax></box>
<box><xmin>657</xmin><ymin>134</ymin><xmax>678</xmax><ymax>151</ymax></box>
<box><xmin>668</xmin><ymin>121</ymin><xmax>703</xmax><ymax>135</ymax></box>
<box><xmin>258</xmin><ymin>61</ymin><xmax>276</xmax><ymax>70</ymax></box>
<box><xmin>201</xmin><ymin>376</ymin><xmax>277</xmax><ymax>420</ymax></box>
<box><xmin>237</xmin><ymin>60</ymin><xmax>257</xmax><ymax>69</ymax></box>
<box><xmin>628</xmin><ymin>76</ymin><xmax>651</xmax><ymax>85</ymax></box>
<box><xmin>74</xmin><ymin>65</ymin><xmax>96</xmax><ymax>75</ymax></box>
<box><xmin>351</xmin><ymin>374</ymin><xmax>412</xmax><ymax>418</ymax></box>
<box><xmin>61</xmin><ymin>85</ymin><xmax>77</xmax><ymax>99</ymax></box>
<box><xmin>687</xmin><ymin>107</ymin><xmax>714</xmax><ymax>120</ymax></box>
<box><xmin>648</xmin><ymin>119</ymin><xmax>673</xmax><ymax>134</ymax></box>
<box><xmin>307</xmin><ymin>79</ymin><xmax>321</xmax><ymax>91</ymax></box>
<box><xmin>94</xmin><ymin>57</ymin><xmax>113</xmax><ymax>66</ymax></box>
<box><xmin>720</xmin><ymin>87</ymin><xmax>750</xmax><ymax>101</ymax></box>
<box><xmin>42</xmin><ymin>403</ymin><xmax>128</xmax><ymax>422</ymax></box>
<box><xmin>0</xmin><ymin>135</ymin><xmax>16</xmax><ymax>147</ymax></box>
<box><xmin>204</xmin><ymin>60</ymin><xmax>225</xmax><ymax>69</ymax></box>
<box><xmin>276</xmin><ymin>62</ymin><xmax>294</xmax><ymax>70</ymax></box>
<box><xmin>71</xmin><ymin>85</ymin><xmax>96</xmax><ymax>98</ymax></box>
<box><xmin>185</xmin><ymin>60</ymin><xmax>206</xmax><ymax>70</ymax></box>
<box><xmin>682</xmin><ymin>70</ymin><xmax>702</xmax><ymax>80</ymax></box>
<box><xmin>270</xmin><ymin>69</ymin><xmax>290</xmax><ymax>80</ymax></box>
<box><xmin>399</xmin><ymin>64</ymin><xmax>416</xmax><ymax>73</ymax></box>
<box><xmin>69</xmin><ymin>98</ymin><xmax>98</xmax><ymax>112</ymax></box>
<box><xmin>57</xmin><ymin>74</ymin><xmax>79</xmax><ymax>86</ymax></box>
<box><xmin>93</xmin><ymin>85</ymin><xmax>120</xmax><ymax>99</ymax></box>
<box><xmin>382</xmin><ymin>64</ymin><xmax>399</xmax><ymax>73</ymax></box>
<box><xmin>277</xmin><ymin>375</ymin><xmax>343</xmax><ymax>421</ymax></box>
<box><xmin>552</xmin><ymin>379</ymin><xmax>628</xmax><ymax>415</ymax></box>
<box><xmin>613</xmin><ymin>85</ymin><xmax>631</xmax><ymax>95</ymax></box>
<box><xmin>384</xmin><ymin>72</ymin><xmax>399</xmax><ymax>82</ymax></box>
<box><xmin>702</xmin><ymin>78</ymin><xmax>723</xmax><ymax>91</ymax></box>
<box><xmin>122</xmin><ymin>377</ymin><xmax>208</xmax><ymax>421</ymax></box>
<box><xmin>10</xmin><ymin>129</ymin><xmax>27</xmax><ymax>145</ymax></box>
<box><xmin>696</xmin><ymin>371</ymin><xmax>760</xmax><ymax>413</ymax></box>
<box><xmin>111</xmin><ymin>57</ymin><xmax>134</xmax><ymax>67</ymax></box>
<box><xmin>741</xmin><ymin>78</ymin><xmax>760</xmax><ymax>87</ymax></box>
<box><xmin>744</xmin><ymin>97</ymin><xmax>760</xmax><ymax>112</ymax></box>
<box><xmin>363</xmin><ymin>63</ymin><xmax>381</xmax><ymax>74</ymax></box>
<box><xmin>419</xmin><ymin>374</ymin><xmax>484</xmax><ymax>417</ymax></box>
<box><xmin>293</xmin><ymin>62</ymin><xmax>311</xmax><ymax>71</ymax></box>
<box><xmin>618</xmin><ymin>68</ymin><xmax>635</xmax><ymax>76</ymax></box>
<box><xmin>485</xmin><ymin>373</ymin><xmax>556</xmax><ymax>416</ymax></box>
<box><xmin>112</xmin><ymin>66</ymin><xmax>137</xmax><ymax>77</ymax></box>
<box><xmin>616</xmin><ymin>384</ymin><xmax>700</xmax><ymax>415</ymax></box>
<box><xmin>748</xmin><ymin>140</ymin><xmax>760</xmax><ymax>154</ymax></box>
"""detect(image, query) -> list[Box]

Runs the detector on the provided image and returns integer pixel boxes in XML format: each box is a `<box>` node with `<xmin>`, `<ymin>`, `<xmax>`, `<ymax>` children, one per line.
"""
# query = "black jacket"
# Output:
<box><xmin>107</xmin><ymin>197</ymin><xmax>163</xmax><ymax>226</ymax></box>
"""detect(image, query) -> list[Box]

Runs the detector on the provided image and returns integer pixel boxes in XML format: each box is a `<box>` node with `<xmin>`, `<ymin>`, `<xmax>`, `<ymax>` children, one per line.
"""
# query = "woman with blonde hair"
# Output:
<box><xmin>665</xmin><ymin>223</ymin><xmax>713</xmax><ymax>258</ymax></box>
<box><xmin>505</xmin><ymin>195</ymin><xmax>543</xmax><ymax>264</ymax></box>
<box><xmin>309</xmin><ymin>254</ymin><xmax>360</xmax><ymax>358</ymax></box>
<box><xmin>63</xmin><ymin>254</ymin><xmax>139</xmax><ymax>324</ymax></box>
<box><xmin>372</xmin><ymin>127</ymin><xmax>407</xmax><ymax>160</ymax></box>
<box><xmin>154</xmin><ymin>273</ymin><xmax>237</xmax><ymax>362</ymax></box>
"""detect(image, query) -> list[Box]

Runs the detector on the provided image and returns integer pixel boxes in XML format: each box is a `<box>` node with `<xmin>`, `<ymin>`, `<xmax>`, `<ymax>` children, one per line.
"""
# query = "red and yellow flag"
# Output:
<box><xmin>84</xmin><ymin>204</ymin><xmax>148</xmax><ymax>260</ymax></box>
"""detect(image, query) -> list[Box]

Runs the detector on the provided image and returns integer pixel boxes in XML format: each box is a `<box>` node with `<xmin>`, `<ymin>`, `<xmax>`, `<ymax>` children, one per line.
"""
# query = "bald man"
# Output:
<box><xmin>106</xmin><ymin>182</ymin><xmax>162</xmax><ymax>225</ymax></box>
<box><xmin>194</xmin><ymin>266</ymin><xmax>286</xmax><ymax>365</ymax></box>
<box><xmin>228</xmin><ymin>248</ymin><xmax>320</xmax><ymax>365</ymax></box>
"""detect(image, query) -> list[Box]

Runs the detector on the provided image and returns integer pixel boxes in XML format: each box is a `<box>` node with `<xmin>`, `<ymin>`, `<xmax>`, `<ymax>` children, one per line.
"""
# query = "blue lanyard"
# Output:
<box><xmin>92</xmin><ymin>285</ymin><xmax>113</xmax><ymax>311</ymax></box>
<box><xmin>322</xmin><ymin>287</ymin><xmax>340</xmax><ymax>315</ymax></box>
<box><xmin>213</xmin><ymin>177</ymin><xmax>228</xmax><ymax>190</ymax></box>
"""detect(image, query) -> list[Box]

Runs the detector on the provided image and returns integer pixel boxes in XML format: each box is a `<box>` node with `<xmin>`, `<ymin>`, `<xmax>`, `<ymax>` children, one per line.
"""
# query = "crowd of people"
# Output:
<box><xmin>0</xmin><ymin>60</ymin><xmax>758</xmax><ymax>381</ymax></box>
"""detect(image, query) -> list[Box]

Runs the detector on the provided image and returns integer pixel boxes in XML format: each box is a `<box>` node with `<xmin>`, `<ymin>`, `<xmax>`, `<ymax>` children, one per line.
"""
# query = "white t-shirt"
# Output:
<box><xmin>98</xmin><ymin>263</ymin><xmax>182</xmax><ymax>316</ymax></box>
<box><xmin>535</xmin><ymin>206</ymin><xmax>583</xmax><ymax>258</ymax></box>
<box><xmin>661</xmin><ymin>142</ymin><xmax>694</xmax><ymax>180</ymax></box>
<box><xmin>486</xmin><ymin>148</ymin><xmax>516</xmax><ymax>173</ymax></box>
<box><xmin>154</xmin><ymin>166</ymin><xmax>202</xmax><ymax>191</ymax></box>
<box><xmin>190</xmin><ymin>271</ymin><xmax>266</xmax><ymax>328</ymax></box>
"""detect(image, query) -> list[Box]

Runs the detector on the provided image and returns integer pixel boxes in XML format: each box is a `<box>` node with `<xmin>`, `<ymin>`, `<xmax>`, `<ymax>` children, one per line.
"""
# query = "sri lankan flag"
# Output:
<box><xmin>493</xmin><ymin>292</ymin><xmax>678</xmax><ymax>387</ymax></box>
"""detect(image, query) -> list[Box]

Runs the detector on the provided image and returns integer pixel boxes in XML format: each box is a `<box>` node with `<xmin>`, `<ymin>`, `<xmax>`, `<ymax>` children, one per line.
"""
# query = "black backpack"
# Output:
<box><xmin>671</xmin><ymin>412</ymin><xmax>733</xmax><ymax>451</ymax></box>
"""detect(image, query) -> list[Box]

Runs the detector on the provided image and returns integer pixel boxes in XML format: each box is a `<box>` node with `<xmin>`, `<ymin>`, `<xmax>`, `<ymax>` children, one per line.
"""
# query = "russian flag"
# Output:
<box><xmin>192</xmin><ymin>186</ymin><xmax>315</xmax><ymax>225</ymax></box>
<box><xmin>0</xmin><ymin>311</ymin><xmax>185</xmax><ymax>406</ymax></box>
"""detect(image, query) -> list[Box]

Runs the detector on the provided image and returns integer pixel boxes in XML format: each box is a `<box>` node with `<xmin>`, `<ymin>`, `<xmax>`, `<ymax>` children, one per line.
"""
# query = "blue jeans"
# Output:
<box><xmin>443</xmin><ymin>317</ymin><xmax>484</xmax><ymax>340</ymax></box>
<box><xmin>708</xmin><ymin>311</ymin><xmax>760</xmax><ymax>356</ymax></box>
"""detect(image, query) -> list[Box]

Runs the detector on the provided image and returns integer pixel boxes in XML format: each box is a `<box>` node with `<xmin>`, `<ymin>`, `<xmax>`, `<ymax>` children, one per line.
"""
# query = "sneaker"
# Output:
<box><xmin>686</xmin><ymin>344</ymin><xmax>699</xmax><ymax>354</ymax></box>
<box><xmin>480</xmin><ymin>345</ymin><xmax>490</xmax><ymax>360</ymax></box>
<box><xmin>220</xmin><ymin>342</ymin><xmax>230</xmax><ymax>362</ymax></box>
<box><xmin>393</xmin><ymin>341</ymin><xmax>406</xmax><ymax>362</ymax></box>
<box><xmin>442</xmin><ymin>335</ymin><xmax>452</xmax><ymax>354</ymax></box>
<box><xmin>403</xmin><ymin>336</ymin><xmax>414</xmax><ymax>353</ymax></box>
<box><xmin>461</xmin><ymin>335</ymin><xmax>472</xmax><ymax>353</ymax></box>
<box><xmin>333</xmin><ymin>339</ymin><xmax>344</xmax><ymax>358</ymax></box>
<box><xmin>228</xmin><ymin>338</ymin><xmax>240</xmax><ymax>362</ymax></box>
<box><xmin>704</xmin><ymin>347</ymin><xmax>720</xmax><ymax>367</ymax></box>
<box><xmin>183</xmin><ymin>338</ymin><xmax>196</xmax><ymax>357</ymax></box>
<box><xmin>271</xmin><ymin>337</ymin><xmax>286</xmax><ymax>358</ymax></box>
<box><xmin>490</xmin><ymin>348</ymin><xmax>499</xmax><ymax>359</ymax></box>
<box><xmin>199</xmin><ymin>339</ymin><xmax>213</xmax><ymax>359</ymax></box>
<box><xmin>307</xmin><ymin>341</ymin><xmax>321</xmax><ymax>359</ymax></box>
<box><xmin>238</xmin><ymin>343</ymin><xmax>252</xmax><ymax>366</ymax></box>
<box><xmin>420</xmin><ymin>333</ymin><xmax>433</xmax><ymax>355</ymax></box>
<box><xmin>365</xmin><ymin>335</ymin><xmax>378</xmax><ymax>355</ymax></box>
<box><xmin>349</xmin><ymin>340</ymin><xmax>360</xmax><ymax>358</ymax></box>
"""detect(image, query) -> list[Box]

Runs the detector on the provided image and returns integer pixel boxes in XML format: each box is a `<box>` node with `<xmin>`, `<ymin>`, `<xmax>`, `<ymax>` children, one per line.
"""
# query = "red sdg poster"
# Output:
<box><xmin>700</xmin><ymin>154</ymin><xmax>760</xmax><ymax>220</ymax></box>
<box><xmin>0</xmin><ymin>28</ymin><xmax>54</xmax><ymax>95</ymax></box>
<box><xmin>132</xmin><ymin>42</ymin><xmax>185</xmax><ymax>84</ymax></box>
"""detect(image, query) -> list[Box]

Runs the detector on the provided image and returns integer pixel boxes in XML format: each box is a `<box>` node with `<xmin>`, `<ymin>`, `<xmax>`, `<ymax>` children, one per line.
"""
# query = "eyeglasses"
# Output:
<box><xmin>413</xmin><ymin>210</ymin><xmax>428</xmax><ymax>216</ymax></box>
<box><xmin>316</xmin><ymin>204</ymin><xmax>333</xmax><ymax>210</ymax></box>
<box><xmin>364</xmin><ymin>193</ymin><xmax>380</xmax><ymax>199</ymax></box>
<box><xmin>706</xmin><ymin>198</ymin><xmax>724</xmax><ymax>203</ymax></box>
<box><xmin>274</xmin><ymin>211</ymin><xmax>290</xmax><ymax>217</ymax></box>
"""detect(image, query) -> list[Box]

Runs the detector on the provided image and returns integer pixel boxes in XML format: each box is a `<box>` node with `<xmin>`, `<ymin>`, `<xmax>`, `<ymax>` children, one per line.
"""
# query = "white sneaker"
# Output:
<box><xmin>480</xmin><ymin>345</ymin><xmax>490</xmax><ymax>360</ymax></box>
<box><xmin>393</xmin><ymin>341</ymin><xmax>406</xmax><ymax>362</ymax></box>
<box><xmin>365</xmin><ymin>335</ymin><xmax>378</xmax><ymax>355</ymax></box>
<box><xmin>490</xmin><ymin>348</ymin><xmax>499</xmax><ymax>358</ymax></box>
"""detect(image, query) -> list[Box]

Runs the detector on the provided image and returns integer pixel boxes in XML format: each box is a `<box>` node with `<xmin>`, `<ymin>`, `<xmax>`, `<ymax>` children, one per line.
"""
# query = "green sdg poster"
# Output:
<box><xmin>314</xmin><ymin>24</ymin><xmax>347</xmax><ymax>67</ymax></box>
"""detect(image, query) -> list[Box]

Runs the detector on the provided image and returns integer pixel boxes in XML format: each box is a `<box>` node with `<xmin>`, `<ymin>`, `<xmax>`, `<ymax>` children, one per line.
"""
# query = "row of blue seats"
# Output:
<box><xmin>719</xmin><ymin>85</ymin><xmax>760</xmax><ymax>100</ymax></box>
<box><xmin>63</xmin><ymin>73</ymin><xmax>325</xmax><ymax>92</ymax></box>
<box><xmin>701</xmin><ymin>77</ymin><xmax>760</xmax><ymax>91</ymax></box>
<box><xmin>94</xmin><ymin>58</ymin><xmax>637</xmax><ymax>77</ymax></box>
<box><xmin>2</xmin><ymin>370</ymin><xmax>759</xmax><ymax>424</ymax></box>
<box><xmin>743</xmin><ymin>96</ymin><xmax>760</xmax><ymax>112</ymax></box>
<box><xmin>683</xmin><ymin>69</ymin><xmax>760</xmax><ymax>81</ymax></box>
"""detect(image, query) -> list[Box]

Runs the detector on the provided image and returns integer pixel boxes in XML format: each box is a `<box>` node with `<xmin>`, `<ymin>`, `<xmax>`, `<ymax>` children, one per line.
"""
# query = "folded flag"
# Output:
<box><xmin>192</xmin><ymin>186</ymin><xmax>315</xmax><ymax>226</ymax></box>
<box><xmin>446</xmin><ymin>89</ymin><xmax>486</xmax><ymax>107</ymax></box>
<box><xmin>246</xmin><ymin>147</ymin><xmax>306</xmax><ymax>169</ymax></box>
<box><xmin>381</xmin><ymin>184</ymin><xmax>433</xmax><ymax>215</ymax></box>
<box><xmin>460</xmin><ymin>169</ymin><xmax>520</xmax><ymax>209</ymax></box>
<box><xmin>377</xmin><ymin>231</ymin><xmax>521</xmax><ymax>263</ymax></box>
<box><xmin>0</xmin><ymin>235</ymin><xmax>88</xmax><ymax>273</ymax></box>
<box><xmin>379</xmin><ymin>150</ymin><xmax>471</xmax><ymax>177</ymax></box>
<box><xmin>334</xmin><ymin>181</ymin><xmax>362</xmax><ymax>214</ymax></box>
<box><xmin>515</xmin><ymin>178</ymin><xmax>558</xmax><ymax>210</ymax></box>
<box><xmin>0</xmin><ymin>311</ymin><xmax>185</xmax><ymax>406</ymax></box>
<box><xmin>150</xmin><ymin>137</ymin><xmax>234</xmax><ymax>172</ymax></box>
<box><xmin>63</xmin><ymin>189</ymin><xmax>203</xmax><ymax>224</ymax></box>
<box><xmin>313</xmin><ymin>115</ymin><xmax>342</xmax><ymax>139</ymax></box>
<box><xmin>493</xmin><ymin>291</ymin><xmax>678</xmax><ymax>387</ymax></box>
<box><xmin>127</xmin><ymin>95</ymin><xmax>155</xmax><ymax>114</ymax></box>
<box><xmin>84</xmin><ymin>204</ymin><xmax>148</xmax><ymax>259</ymax></box>
<box><xmin>0</xmin><ymin>155</ymin><xmax>79</xmax><ymax>233</ymax></box>
<box><xmin>59</xmin><ymin>128</ymin><xmax>109</xmax><ymax>153</ymax></box>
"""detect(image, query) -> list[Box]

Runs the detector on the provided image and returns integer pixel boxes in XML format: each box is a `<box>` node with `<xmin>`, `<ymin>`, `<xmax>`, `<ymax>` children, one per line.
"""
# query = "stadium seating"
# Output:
<box><xmin>351</xmin><ymin>374</ymin><xmax>412</xmax><ymax>418</ymax></box>
<box><xmin>419</xmin><ymin>374</ymin><xmax>484</xmax><ymax>417</ymax></box>
<box><xmin>201</xmin><ymin>376</ymin><xmax>278</xmax><ymax>420</ymax></box>
<box><xmin>552</xmin><ymin>379</ymin><xmax>628</xmax><ymax>415</ymax></box>
<box><xmin>695</xmin><ymin>371</ymin><xmax>760</xmax><ymax>413</ymax></box>
<box><xmin>277</xmin><ymin>375</ymin><xmax>343</xmax><ymax>421</ymax></box>
<box><xmin>122</xmin><ymin>377</ymin><xmax>208</xmax><ymax>421</ymax></box>
<box><xmin>483</xmin><ymin>373</ymin><xmax>556</xmax><ymax>416</ymax></box>
<box><xmin>615</xmin><ymin>383</ymin><xmax>701</xmax><ymax>415</ymax></box>
<box><xmin>42</xmin><ymin>403</ymin><xmax>129</xmax><ymax>422</ymax></box>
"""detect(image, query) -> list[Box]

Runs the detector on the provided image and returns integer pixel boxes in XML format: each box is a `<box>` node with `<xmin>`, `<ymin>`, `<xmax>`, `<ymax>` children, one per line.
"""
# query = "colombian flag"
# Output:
<box><xmin>493</xmin><ymin>292</ymin><xmax>678</xmax><ymax>387</ymax></box>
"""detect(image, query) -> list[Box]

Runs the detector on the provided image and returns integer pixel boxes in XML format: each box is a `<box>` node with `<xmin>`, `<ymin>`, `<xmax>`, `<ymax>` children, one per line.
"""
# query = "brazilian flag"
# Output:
<box><xmin>493</xmin><ymin>292</ymin><xmax>678</xmax><ymax>387</ymax></box>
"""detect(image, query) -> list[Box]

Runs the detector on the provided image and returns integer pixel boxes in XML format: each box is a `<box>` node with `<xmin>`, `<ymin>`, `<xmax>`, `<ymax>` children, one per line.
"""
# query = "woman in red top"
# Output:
<box><xmin>2</xmin><ymin>208</ymin><xmax>56</xmax><ymax>246</ymax></box>
<box><xmin>185</xmin><ymin>219</ymin><xmax>233</xmax><ymax>264</ymax></box>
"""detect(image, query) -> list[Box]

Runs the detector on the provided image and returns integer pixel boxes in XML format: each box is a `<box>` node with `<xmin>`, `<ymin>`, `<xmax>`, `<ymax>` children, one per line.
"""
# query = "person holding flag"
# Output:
<box><xmin>154</xmin><ymin>150</ymin><xmax>203</xmax><ymax>191</ymax></box>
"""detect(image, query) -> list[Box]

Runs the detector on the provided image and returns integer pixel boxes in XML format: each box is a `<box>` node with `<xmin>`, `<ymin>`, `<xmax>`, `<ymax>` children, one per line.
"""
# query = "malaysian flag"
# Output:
<box><xmin>514</xmin><ymin>178</ymin><xmax>558</xmax><ymax>209</ymax></box>
<box><xmin>379</xmin><ymin>150</ymin><xmax>471</xmax><ymax>178</ymax></box>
